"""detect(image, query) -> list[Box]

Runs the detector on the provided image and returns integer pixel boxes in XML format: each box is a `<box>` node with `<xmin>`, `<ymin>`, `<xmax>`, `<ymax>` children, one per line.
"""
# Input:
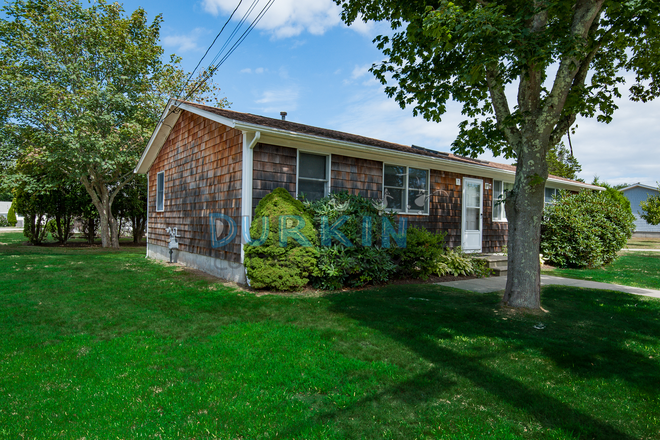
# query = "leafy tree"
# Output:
<box><xmin>14</xmin><ymin>187</ymin><xmax>50</xmax><ymax>245</ymax></box>
<box><xmin>547</xmin><ymin>142</ymin><xmax>582</xmax><ymax>180</ymax></box>
<box><xmin>112</xmin><ymin>174</ymin><xmax>148</xmax><ymax>243</ymax></box>
<box><xmin>0</xmin><ymin>0</ymin><xmax>225</xmax><ymax>248</ymax></box>
<box><xmin>335</xmin><ymin>0</ymin><xmax>660</xmax><ymax>308</ymax></box>
<box><xmin>640</xmin><ymin>184</ymin><xmax>660</xmax><ymax>225</ymax></box>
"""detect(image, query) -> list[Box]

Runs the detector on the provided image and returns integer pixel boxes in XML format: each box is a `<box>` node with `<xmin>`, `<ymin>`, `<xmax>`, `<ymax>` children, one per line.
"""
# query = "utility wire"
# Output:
<box><xmin>172</xmin><ymin>0</ymin><xmax>245</xmax><ymax>103</ymax></box>
<box><xmin>176</xmin><ymin>0</ymin><xmax>275</xmax><ymax>106</ymax></box>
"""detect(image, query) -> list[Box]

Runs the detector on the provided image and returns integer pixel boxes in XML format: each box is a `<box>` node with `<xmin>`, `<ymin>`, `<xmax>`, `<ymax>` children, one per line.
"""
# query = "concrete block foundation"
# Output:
<box><xmin>147</xmin><ymin>243</ymin><xmax>246</xmax><ymax>284</ymax></box>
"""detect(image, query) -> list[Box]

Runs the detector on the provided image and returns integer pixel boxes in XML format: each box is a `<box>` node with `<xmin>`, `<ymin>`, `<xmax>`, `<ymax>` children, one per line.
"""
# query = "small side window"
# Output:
<box><xmin>493</xmin><ymin>180</ymin><xmax>513</xmax><ymax>221</ymax></box>
<box><xmin>156</xmin><ymin>171</ymin><xmax>165</xmax><ymax>212</ymax></box>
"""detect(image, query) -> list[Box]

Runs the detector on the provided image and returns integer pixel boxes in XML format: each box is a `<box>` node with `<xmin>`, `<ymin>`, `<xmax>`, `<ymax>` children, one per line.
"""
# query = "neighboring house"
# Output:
<box><xmin>0</xmin><ymin>201</ymin><xmax>23</xmax><ymax>227</ymax></box>
<box><xmin>620</xmin><ymin>183</ymin><xmax>660</xmax><ymax>237</ymax></box>
<box><xmin>135</xmin><ymin>99</ymin><xmax>600</xmax><ymax>283</ymax></box>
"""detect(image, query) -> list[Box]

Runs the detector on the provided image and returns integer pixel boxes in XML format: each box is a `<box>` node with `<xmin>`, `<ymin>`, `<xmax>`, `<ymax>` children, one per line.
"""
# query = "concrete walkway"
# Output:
<box><xmin>437</xmin><ymin>275</ymin><xmax>660</xmax><ymax>299</ymax></box>
<box><xmin>623</xmin><ymin>248</ymin><xmax>660</xmax><ymax>252</ymax></box>
<box><xmin>0</xmin><ymin>227</ymin><xmax>22</xmax><ymax>232</ymax></box>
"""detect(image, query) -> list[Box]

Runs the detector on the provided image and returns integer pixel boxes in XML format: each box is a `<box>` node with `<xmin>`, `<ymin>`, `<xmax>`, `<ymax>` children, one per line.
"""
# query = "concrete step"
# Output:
<box><xmin>476</xmin><ymin>254</ymin><xmax>508</xmax><ymax>277</ymax></box>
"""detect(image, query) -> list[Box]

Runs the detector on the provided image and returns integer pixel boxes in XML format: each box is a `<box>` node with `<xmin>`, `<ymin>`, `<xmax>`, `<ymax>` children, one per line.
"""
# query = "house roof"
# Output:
<box><xmin>135</xmin><ymin>99</ymin><xmax>601</xmax><ymax>191</ymax></box>
<box><xmin>620</xmin><ymin>183</ymin><xmax>659</xmax><ymax>192</ymax></box>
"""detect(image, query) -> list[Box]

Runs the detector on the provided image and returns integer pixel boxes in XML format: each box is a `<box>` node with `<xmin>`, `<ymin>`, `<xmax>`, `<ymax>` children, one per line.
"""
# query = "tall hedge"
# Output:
<box><xmin>541</xmin><ymin>190</ymin><xmax>636</xmax><ymax>268</ymax></box>
<box><xmin>244</xmin><ymin>187</ymin><xmax>319</xmax><ymax>291</ymax></box>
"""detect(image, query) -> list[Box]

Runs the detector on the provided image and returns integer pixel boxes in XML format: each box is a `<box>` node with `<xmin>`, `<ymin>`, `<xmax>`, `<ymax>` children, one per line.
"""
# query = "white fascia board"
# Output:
<box><xmin>176</xmin><ymin>102</ymin><xmax>237</xmax><ymax>128</ymax></box>
<box><xmin>135</xmin><ymin>99</ymin><xmax>182</xmax><ymax>174</ymax></box>
<box><xmin>620</xmin><ymin>183</ymin><xmax>659</xmax><ymax>192</ymax></box>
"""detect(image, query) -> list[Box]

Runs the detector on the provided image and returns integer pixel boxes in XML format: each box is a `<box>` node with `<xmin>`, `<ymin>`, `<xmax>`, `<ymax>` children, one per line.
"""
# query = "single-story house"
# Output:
<box><xmin>134</xmin><ymin>99</ymin><xmax>600</xmax><ymax>283</ymax></box>
<box><xmin>620</xmin><ymin>183</ymin><xmax>660</xmax><ymax>237</ymax></box>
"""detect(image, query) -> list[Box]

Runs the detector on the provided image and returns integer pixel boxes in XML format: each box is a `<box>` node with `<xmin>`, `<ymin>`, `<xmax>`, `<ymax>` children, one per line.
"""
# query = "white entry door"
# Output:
<box><xmin>462</xmin><ymin>178</ymin><xmax>483</xmax><ymax>253</ymax></box>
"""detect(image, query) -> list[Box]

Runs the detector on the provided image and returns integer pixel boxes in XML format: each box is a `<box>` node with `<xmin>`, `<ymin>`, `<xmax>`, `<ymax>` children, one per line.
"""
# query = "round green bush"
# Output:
<box><xmin>541</xmin><ymin>190</ymin><xmax>636</xmax><ymax>268</ymax></box>
<box><xmin>0</xmin><ymin>215</ymin><xmax>9</xmax><ymax>227</ymax></box>
<box><xmin>244</xmin><ymin>188</ymin><xmax>319</xmax><ymax>291</ymax></box>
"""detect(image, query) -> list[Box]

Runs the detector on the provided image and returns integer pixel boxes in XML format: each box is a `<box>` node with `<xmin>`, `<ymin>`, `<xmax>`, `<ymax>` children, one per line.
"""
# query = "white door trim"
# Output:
<box><xmin>462</xmin><ymin>177</ymin><xmax>483</xmax><ymax>253</ymax></box>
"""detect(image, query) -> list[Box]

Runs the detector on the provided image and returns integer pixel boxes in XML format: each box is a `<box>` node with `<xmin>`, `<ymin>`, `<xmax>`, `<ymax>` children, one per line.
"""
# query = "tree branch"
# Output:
<box><xmin>486</xmin><ymin>67</ymin><xmax>521</xmax><ymax>146</ymax></box>
<box><xmin>542</xmin><ymin>0</ymin><xmax>605</xmax><ymax>126</ymax></box>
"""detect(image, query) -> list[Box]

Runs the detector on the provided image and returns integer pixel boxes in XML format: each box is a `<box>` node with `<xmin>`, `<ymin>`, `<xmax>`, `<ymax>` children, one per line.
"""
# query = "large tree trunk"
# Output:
<box><xmin>80</xmin><ymin>173</ymin><xmax>128</xmax><ymax>249</ymax></box>
<box><xmin>502</xmin><ymin>137</ymin><xmax>549</xmax><ymax>308</ymax></box>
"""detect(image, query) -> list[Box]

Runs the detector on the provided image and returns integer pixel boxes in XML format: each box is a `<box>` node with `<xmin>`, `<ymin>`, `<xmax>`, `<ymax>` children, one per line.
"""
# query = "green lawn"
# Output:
<box><xmin>1</xmin><ymin>231</ymin><xmax>659</xmax><ymax>439</ymax></box>
<box><xmin>542</xmin><ymin>252</ymin><xmax>660</xmax><ymax>290</ymax></box>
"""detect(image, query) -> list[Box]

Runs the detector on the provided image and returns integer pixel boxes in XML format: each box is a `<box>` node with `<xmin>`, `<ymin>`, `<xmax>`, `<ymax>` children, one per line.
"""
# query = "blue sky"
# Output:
<box><xmin>125</xmin><ymin>0</ymin><xmax>659</xmax><ymax>187</ymax></box>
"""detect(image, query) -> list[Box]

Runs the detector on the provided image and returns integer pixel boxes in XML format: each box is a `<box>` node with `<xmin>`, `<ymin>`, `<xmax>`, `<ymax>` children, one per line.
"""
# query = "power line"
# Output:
<box><xmin>172</xmin><ymin>0</ymin><xmax>245</xmax><ymax>103</ymax></box>
<box><xmin>177</xmin><ymin>0</ymin><xmax>275</xmax><ymax>106</ymax></box>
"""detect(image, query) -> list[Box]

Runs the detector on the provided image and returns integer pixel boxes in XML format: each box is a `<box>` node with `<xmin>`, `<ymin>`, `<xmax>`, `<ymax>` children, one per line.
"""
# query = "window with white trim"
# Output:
<box><xmin>545</xmin><ymin>187</ymin><xmax>559</xmax><ymax>205</ymax></box>
<box><xmin>493</xmin><ymin>180</ymin><xmax>513</xmax><ymax>221</ymax></box>
<box><xmin>297</xmin><ymin>152</ymin><xmax>329</xmax><ymax>202</ymax></box>
<box><xmin>156</xmin><ymin>171</ymin><xmax>165</xmax><ymax>212</ymax></box>
<box><xmin>383</xmin><ymin>164</ymin><xmax>430</xmax><ymax>214</ymax></box>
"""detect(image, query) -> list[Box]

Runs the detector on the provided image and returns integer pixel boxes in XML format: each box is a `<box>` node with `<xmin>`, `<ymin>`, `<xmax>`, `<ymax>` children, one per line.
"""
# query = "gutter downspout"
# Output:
<box><xmin>240</xmin><ymin>131</ymin><xmax>259</xmax><ymax>265</ymax></box>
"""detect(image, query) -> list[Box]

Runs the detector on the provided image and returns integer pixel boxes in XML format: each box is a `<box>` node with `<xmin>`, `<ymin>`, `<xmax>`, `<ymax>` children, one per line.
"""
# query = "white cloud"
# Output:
<box><xmin>569</xmin><ymin>97</ymin><xmax>660</xmax><ymax>187</ymax></box>
<box><xmin>240</xmin><ymin>67</ymin><xmax>266</xmax><ymax>74</ymax></box>
<box><xmin>202</xmin><ymin>0</ymin><xmax>343</xmax><ymax>38</ymax></box>
<box><xmin>162</xmin><ymin>28</ymin><xmax>208</xmax><ymax>53</ymax></box>
<box><xmin>351</xmin><ymin>64</ymin><xmax>371</xmax><ymax>80</ymax></box>
<box><xmin>254</xmin><ymin>87</ymin><xmax>299</xmax><ymax>113</ymax></box>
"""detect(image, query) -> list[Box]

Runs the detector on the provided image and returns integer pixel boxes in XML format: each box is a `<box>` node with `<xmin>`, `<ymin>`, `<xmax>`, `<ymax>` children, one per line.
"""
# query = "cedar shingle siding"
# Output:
<box><xmin>148</xmin><ymin>111</ymin><xmax>243</xmax><ymax>263</ymax></box>
<box><xmin>252</xmin><ymin>143</ymin><xmax>297</xmax><ymax>213</ymax></box>
<box><xmin>249</xmin><ymin>149</ymin><xmax>507</xmax><ymax>253</ymax></box>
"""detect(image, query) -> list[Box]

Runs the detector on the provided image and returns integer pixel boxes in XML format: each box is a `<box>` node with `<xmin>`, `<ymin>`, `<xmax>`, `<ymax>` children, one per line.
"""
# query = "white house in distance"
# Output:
<box><xmin>620</xmin><ymin>183</ymin><xmax>660</xmax><ymax>237</ymax></box>
<box><xmin>0</xmin><ymin>201</ymin><xmax>23</xmax><ymax>227</ymax></box>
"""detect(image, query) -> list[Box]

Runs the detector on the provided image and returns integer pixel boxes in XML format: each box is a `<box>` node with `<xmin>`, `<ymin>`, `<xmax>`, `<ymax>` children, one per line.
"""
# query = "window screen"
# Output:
<box><xmin>156</xmin><ymin>171</ymin><xmax>164</xmax><ymax>212</ymax></box>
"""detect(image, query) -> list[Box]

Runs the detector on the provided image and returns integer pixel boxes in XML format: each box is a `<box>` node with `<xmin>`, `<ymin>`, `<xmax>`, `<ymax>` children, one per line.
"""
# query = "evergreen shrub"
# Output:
<box><xmin>7</xmin><ymin>199</ymin><xmax>17</xmax><ymax>226</ymax></box>
<box><xmin>244</xmin><ymin>188</ymin><xmax>319</xmax><ymax>291</ymax></box>
<box><xmin>541</xmin><ymin>190</ymin><xmax>635</xmax><ymax>268</ymax></box>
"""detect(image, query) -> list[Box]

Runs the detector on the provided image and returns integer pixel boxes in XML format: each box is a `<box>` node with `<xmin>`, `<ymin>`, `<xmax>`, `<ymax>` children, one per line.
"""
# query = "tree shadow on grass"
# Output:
<box><xmin>283</xmin><ymin>284</ymin><xmax>660</xmax><ymax>439</ymax></box>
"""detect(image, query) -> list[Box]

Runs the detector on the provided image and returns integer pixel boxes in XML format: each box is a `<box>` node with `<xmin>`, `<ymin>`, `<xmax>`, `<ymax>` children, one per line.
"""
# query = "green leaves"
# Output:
<box><xmin>639</xmin><ymin>184</ymin><xmax>660</xmax><ymax>226</ymax></box>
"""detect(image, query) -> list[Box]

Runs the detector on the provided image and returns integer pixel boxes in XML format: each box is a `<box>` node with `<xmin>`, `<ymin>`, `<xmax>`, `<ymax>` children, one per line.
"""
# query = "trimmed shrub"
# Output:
<box><xmin>541</xmin><ymin>190</ymin><xmax>635</xmax><ymax>268</ymax></box>
<box><xmin>244</xmin><ymin>188</ymin><xmax>319</xmax><ymax>291</ymax></box>
<box><xmin>0</xmin><ymin>215</ymin><xmax>9</xmax><ymax>227</ymax></box>
<box><xmin>390</xmin><ymin>226</ymin><xmax>447</xmax><ymax>280</ymax></box>
<box><xmin>7</xmin><ymin>199</ymin><xmax>17</xmax><ymax>226</ymax></box>
<box><xmin>305</xmin><ymin>192</ymin><xmax>399</xmax><ymax>289</ymax></box>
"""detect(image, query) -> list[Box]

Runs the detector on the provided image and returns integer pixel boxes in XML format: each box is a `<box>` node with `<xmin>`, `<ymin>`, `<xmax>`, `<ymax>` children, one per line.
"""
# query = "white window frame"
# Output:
<box><xmin>492</xmin><ymin>180</ymin><xmax>513</xmax><ymax>222</ymax></box>
<box><xmin>296</xmin><ymin>151</ymin><xmax>331</xmax><ymax>201</ymax></box>
<box><xmin>545</xmin><ymin>187</ymin><xmax>559</xmax><ymax>205</ymax></box>
<box><xmin>382</xmin><ymin>164</ymin><xmax>430</xmax><ymax>215</ymax></box>
<box><xmin>156</xmin><ymin>171</ymin><xmax>165</xmax><ymax>212</ymax></box>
